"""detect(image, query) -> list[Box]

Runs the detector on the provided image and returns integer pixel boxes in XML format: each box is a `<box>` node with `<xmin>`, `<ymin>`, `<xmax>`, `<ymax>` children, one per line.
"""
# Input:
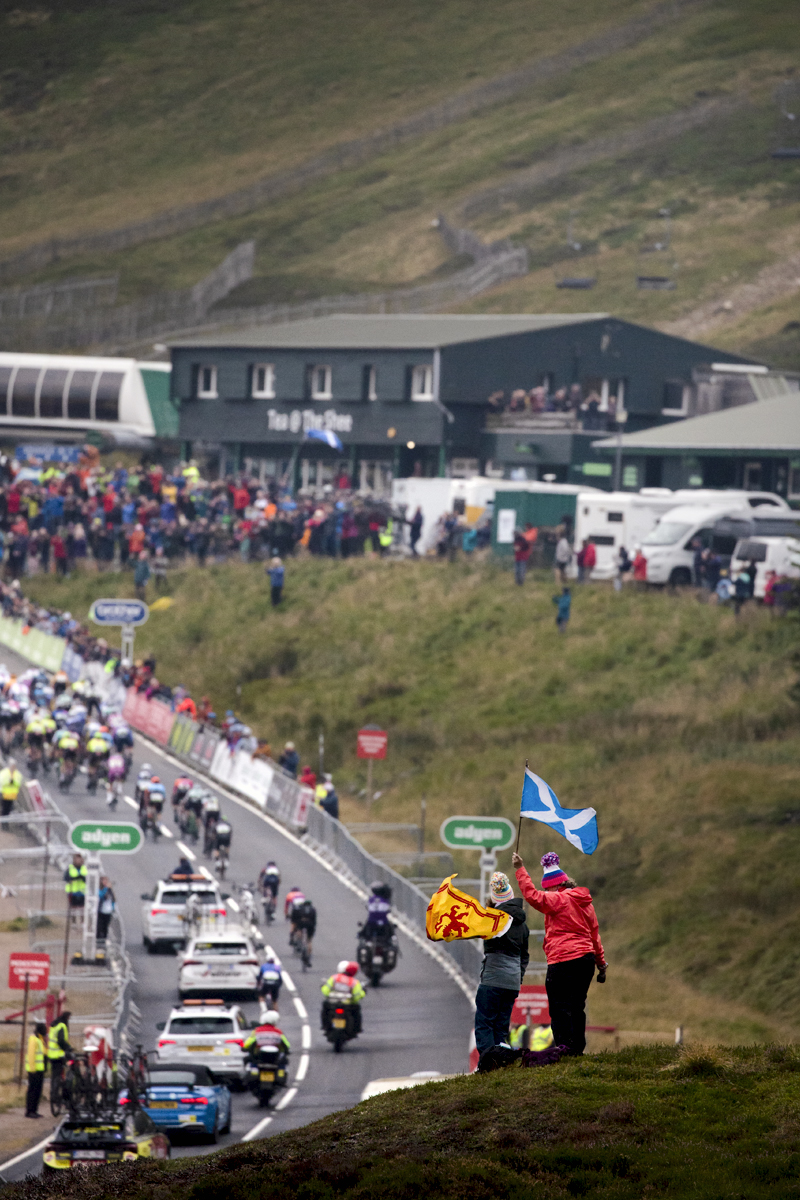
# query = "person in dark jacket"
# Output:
<box><xmin>474</xmin><ymin>871</ymin><xmax>530</xmax><ymax>1057</ymax></box>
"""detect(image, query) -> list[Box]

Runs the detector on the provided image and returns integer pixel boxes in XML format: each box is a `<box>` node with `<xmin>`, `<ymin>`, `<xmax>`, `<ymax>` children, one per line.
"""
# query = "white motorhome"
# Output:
<box><xmin>730</xmin><ymin>536</ymin><xmax>800</xmax><ymax>598</ymax></box>
<box><xmin>574</xmin><ymin>489</ymin><xmax>789</xmax><ymax>580</ymax></box>
<box><xmin>643</xmin><ymin>505</ymin><xmax>800</xmax><ymax>586</ymax></box>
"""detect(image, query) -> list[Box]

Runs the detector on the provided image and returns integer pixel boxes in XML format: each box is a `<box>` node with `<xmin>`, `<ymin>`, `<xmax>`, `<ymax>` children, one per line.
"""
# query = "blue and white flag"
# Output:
<box><xmin>520</xmin><ymin>767</ymin><xmax>598</xmax><ymax>855</ymax></box>
<box><xmin>304</xmin><ymin>428</ymin><xmax>344</xmax><ymax>451</ymax></box>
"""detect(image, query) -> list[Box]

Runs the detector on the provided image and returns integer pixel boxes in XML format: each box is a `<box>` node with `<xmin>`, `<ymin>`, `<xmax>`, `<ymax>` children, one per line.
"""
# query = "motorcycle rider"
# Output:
<box><xmin>320</xmin><ymin>961</ymin><xmax>365</xmax><ymax>1034</ymax></box>
<box><xmin>256</xmin><ymin>952</ymin><xmax>283</xmax><ymax>1011</ymax></box>
<box><xmin>361</xmin><ymin>882</ymin><xmax>394</xmax><ymax>943</ymax></box>
<box><xmin>242</xmin><ymin>1009</ymin><xmax>291</xmax><ymax>1063</ymax></box>
<box><xmin>173</xmin><ymin>856</ymin><xmax>195</xmax><ymax>877</ymax></box>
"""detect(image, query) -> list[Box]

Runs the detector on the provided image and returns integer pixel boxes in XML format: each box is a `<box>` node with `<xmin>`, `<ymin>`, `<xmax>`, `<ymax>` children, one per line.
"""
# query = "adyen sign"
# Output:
<box><xmin>68</xmin><ymin>822</ymin><xmax>143</xmax><ymax>854</ymax></box>
<box><xmin>440</xmin><ymin>816</ymin><xmax>516</xmax><ymax>851</ymax></box>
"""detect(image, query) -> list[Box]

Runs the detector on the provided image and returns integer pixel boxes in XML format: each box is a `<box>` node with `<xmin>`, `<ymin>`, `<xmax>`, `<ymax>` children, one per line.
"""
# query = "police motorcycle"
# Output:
<box><xmin>356</xmin><ymin>883</ymin><xmax>399</xmax><ymax>987</ymax></box>
<box><xmin>244</xmin><ymin>1012</ymin><xmax>289</xmax><ymax>1107</ymax></box>
<box><xmin>321</xmin><ymin>962</ymin><xmax>363</xmax><ymax>1052</ymax></box>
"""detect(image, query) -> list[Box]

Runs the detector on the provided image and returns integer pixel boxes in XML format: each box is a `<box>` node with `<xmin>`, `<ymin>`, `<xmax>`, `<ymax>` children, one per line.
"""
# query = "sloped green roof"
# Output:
<box><xmin>594</xmin><ymin>391</ymin><xmax>800</xmax><ymax>455</ymax></box>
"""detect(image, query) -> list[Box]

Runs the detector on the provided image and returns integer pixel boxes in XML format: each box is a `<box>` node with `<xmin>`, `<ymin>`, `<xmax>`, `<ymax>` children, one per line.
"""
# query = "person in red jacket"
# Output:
<box><xmin>512</xmin><ymin>849</ymin><xmax>607</xmax><ymax>1056</ymax></box>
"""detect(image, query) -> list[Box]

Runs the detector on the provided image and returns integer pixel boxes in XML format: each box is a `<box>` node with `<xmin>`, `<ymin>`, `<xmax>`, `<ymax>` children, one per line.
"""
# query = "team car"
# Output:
<box><xmin>122</xmin><ymin>1063</ymin><xmax>231</xmax><ymax>1143</ymax></box>
<box><xmin>178</xmin><ymin>927</ymin><xmax>261</xmax><ymax>1000</ymax></box>
<box><xmin>42</xmin><ymin>1111</ymin><xmax>170</xmax><ymax>1171</ymax></box>
<box><xmin>156</xmin><ymin>1000</ymin><xmax>251</xmax><ymax>1084</ymax></box>
<box><xmin>141</xmin><ymin>874</ymin><xmax>226</xmax><ymax>952</ymax></box>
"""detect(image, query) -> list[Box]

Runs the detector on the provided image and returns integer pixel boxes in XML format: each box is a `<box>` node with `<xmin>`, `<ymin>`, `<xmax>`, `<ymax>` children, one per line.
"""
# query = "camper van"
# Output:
<box><xmin>574</xmin><ymin>489</ymin><xmax>789</xmax><ymax>581</ymax></box>
<box><xmin>730</xmin><ymin>537</ymin><xmax>800</xmax><ymax>599</ymax></box>
<box><xmin>643</xmin><ymin>505</ymin><xmax>800</xmax><ymax>586</ymax></box>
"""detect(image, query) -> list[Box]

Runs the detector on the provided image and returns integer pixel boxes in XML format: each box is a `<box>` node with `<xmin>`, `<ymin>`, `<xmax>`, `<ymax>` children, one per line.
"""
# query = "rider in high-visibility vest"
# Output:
<box><xmin>0</xmin><ymin>759</ymin><xmax>23</xmax><ymax>820</ymax></box>
<box><xmin>47</xmin><ymin>1011</ymin><xmax>72</xmax><ymax>1087</ymax></box>
<box><xmin>64</xmin><ymin>855</ymin><xmax>87</xmax><ymax>909</ymax></box>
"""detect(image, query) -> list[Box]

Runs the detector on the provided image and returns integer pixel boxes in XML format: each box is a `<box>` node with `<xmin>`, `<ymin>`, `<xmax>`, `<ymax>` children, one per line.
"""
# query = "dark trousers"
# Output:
<box><xmin>271</xmin><ymin>584</ymin><xmax>283</xmax><ymax>607</ymax></box>
<box><xmin>474</xmin><ymin>984</ymin><xmax>518</xmax><ymax>1055</ymax></box>
<box><xmin>546</xmin><ymin>952</ymin><xmax>595</xmax><ymax>1055</ymax></box>
<box><xmin>97</xmin><ymin>911</ymin><xmax>112</xmax><ymax>941</ymax></box>
<box><xmin>26</xmin><ymin>1070</ymin><xmax>44</xmax><ymax>1115</ymax></box>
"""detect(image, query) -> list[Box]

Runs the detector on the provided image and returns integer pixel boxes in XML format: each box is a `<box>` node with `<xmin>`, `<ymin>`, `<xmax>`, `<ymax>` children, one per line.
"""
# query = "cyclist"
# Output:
<box><xmin>52</xmin><ymin>727</ymin><xmax>80</xmax><ymax>786</ymax></box>
<box><xmin>291</xmin><ymin>897</ymin><xmax>317</xmax><ymax>960</ymax></box>
<box><xmin>210</xmin><ymin>815</ymin><xmax>232</xmax><ymax>874</ymax></box>
<box><xmin>172</xmin><ymin>775</ymin><xmax>193</xmax><ymax>820</ymax></box>
<box><xmin>148</xmin><ymin>776</ymin><xmax>167</xmax><ymax>815</ymax></box>
<box><xmin>105</xmin><ymin>751</ymin><xmax>126</xmax><ymax>808</ymax></box>
<box><xmin>85</xmin><ymin>728</ymin><xmax>111</xmax><ymax>792</ymax></box>
<box><xmin>135</xmin><ymin>764</ymin><xmax>154</xmax><ymax>806</ymax></box>
<box><xmin>24</xmin><ymin>710</ymin><xmax>47</xmax><ymax>771</ymax></box>
<box><xmin>259</xmin><ymin>861</ymin><xmax>281</xmax><ymax>921</ymax></box>
<box><xmin>112</xmin><ymin>721</ymin><xmax>134</xmax><ymax>774</ymax></box>
<box><xmin>256</xmin><ymin>952</ymin><xmax>283</xmax><ymax>1011</ymax></box>
<box><xmin>320</xmin><ymin>961</ymin><xmax>365</xmax><ymax>1034</ymax></box>
<box><xmin>284</xmin><ymin>886</ymin><xmax>304</xmax><ymax>920</ymax></box>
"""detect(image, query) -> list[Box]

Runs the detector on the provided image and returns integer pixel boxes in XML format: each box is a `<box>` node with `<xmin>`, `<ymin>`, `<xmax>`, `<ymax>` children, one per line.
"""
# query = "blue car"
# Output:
<box><xmin>122</xmin><ymin>1063</ymin><xmax>231</xmax><ymax>1143</ymax></box>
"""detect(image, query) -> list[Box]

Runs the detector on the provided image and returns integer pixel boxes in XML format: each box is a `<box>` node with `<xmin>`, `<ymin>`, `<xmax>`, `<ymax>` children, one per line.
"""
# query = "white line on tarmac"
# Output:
<box><xmin>295</xmin><ymin>1053</ymin><xmax>309</xmax><ymax>1082</ymax></box>
<box><xmin>198</xmin><ymin>866</ymin><xmax>214</xmax><ymax>881</ymax></box>
<box><xmin>293</xmin><ymin>996</ymin><xmax>308</xmax><ymax>1020</ymax></box>
<box><xmin>241</xmin><ymin>1115</ymin><xmax>272</xmax><ymax>1142</ymax></box>
<box><xmin>275</xmin><ymin>1087</ymin><xmax>297</xmax><ymax>1111</ymax></box>
<box><xmin>123</xmin><ymin>795</ymin><xmax>137</xmax><ymax>809</ymax></box>
<box><xmin>227</xmin><ymin>896</ymin><xmax>240</xmax><ymax>912</ymax></box>
<box><xmin>159</xmin><ymin>824</ymin><xmax>173</xmax><ymax>838</ymax></box>
<box><xmin>282</xmin><ymin>970</ymin><xmax>296</xmax><ymax>993</ymax></box>
<box><xmin>301</xmin><ymin>1024</ymin><xmax>311</xmax><ymax>1050</ymax></box>
<box><xmin>176</xmin><ymin>841</ymin><xmax>196</xmax><ymax>860</ymax></box>
<box><xmin>0</xmin><ymin>1130</ymin><xmax>55</xmax><ymax>1173</ymax></box>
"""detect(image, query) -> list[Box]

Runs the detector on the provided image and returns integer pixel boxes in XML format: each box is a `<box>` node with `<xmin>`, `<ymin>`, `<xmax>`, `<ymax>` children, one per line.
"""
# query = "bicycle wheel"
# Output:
<box><xmin>49</xmin><ymin>1071</ymin><xmax>63</xmax><ymax>1117</ymax></box>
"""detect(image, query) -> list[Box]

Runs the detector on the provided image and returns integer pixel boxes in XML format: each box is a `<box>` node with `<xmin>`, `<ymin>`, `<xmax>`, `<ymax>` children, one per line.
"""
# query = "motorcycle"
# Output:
<box><xmin>322</xmin><ymin>996</ymin><xmax>360</xmax><ymax>1052</ymax></box>
<box><xmin>357</xmin><ymin>927</ymin><xmax>399</xmax><ymax>987</ymax></box>
<box><xmin>245</xmin><ymin>1045</ymin><xmax>289</xmax><ymax>1106</ymax></box>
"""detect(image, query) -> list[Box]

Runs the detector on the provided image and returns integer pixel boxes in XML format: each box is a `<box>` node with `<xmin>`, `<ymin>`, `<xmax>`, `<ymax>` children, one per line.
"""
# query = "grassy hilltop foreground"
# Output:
<box><xmin>9</xmin><ymin>1045</ymin><xmax>800</xmax><ymax>1199</ymax></box>
<box><xmin>23</xmin><ymin>559</ymin><xmax>800</xmax><ymax>1041</ymax></box>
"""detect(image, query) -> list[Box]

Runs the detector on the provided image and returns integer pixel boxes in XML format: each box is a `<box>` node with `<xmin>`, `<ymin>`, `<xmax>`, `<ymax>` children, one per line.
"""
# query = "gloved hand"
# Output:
<box><xmin>596</xmin><ymin>966</ymin><xmax>607</xmax><ymax>984</ymax></box>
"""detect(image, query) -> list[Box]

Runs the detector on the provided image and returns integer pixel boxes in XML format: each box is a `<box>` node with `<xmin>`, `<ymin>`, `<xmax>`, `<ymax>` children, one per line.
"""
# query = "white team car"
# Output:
<box><xmin>178</xmin><ymin>927</ymin><xmax>261</xmax><ymax>1000</ymax></box>
<box><xmin>141</xmin><ymin>874</ymin><xmax>226</xmax><ymax>953</ymax></box>
<box><xmin>156</xmin><ymin>1000</ymin><xmax>251</xmax><ymax>1083</ymax></box>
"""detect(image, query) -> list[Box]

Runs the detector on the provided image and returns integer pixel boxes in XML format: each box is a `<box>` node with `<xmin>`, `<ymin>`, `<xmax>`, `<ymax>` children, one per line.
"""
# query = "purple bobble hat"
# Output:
<box><xmin>541</xmin><ymin>851</ymin><xmax>569</xmax><ymax>889</ymax></box>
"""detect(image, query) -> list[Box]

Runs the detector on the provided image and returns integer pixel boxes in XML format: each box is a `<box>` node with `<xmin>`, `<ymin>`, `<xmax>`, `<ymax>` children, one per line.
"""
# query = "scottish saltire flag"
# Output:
<box><xmin>521</xmin><ymin>767</ymin><xmax>598</xmax><ymax>855</ymax></box>
<box><xmin>304</xmin><ymin>428</ymin><xmax>344</xmax><ymax>451</ymax></box>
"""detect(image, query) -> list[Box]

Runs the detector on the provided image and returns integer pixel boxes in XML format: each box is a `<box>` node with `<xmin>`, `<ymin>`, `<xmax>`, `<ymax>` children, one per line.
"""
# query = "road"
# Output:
<box><xmin>0</xmin><ymin>644</ymin><xmax>473</xmax><ymax>1180</ymax></box>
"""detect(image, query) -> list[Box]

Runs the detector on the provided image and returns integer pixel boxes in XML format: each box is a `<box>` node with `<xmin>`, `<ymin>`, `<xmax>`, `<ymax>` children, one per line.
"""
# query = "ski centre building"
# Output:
<box><xmin>168</xmin><ymin>314</ymin><xmax>754</xmax><ymax>492</ymax></box>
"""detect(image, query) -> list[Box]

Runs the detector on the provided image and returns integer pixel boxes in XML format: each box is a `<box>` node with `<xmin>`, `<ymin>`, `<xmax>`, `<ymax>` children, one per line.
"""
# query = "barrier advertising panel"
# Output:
<box><xmin>122</xmin><ymin>689</ymin><xmax>175</xmax><ymax>744</ymax></box>
<box><xmin>0</xmin><ymin>616</ymin><xmax>65</xmax><ymax>673</ymax></box>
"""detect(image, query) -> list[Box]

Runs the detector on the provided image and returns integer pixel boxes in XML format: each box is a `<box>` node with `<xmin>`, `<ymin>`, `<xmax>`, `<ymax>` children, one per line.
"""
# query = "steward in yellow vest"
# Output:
<box><xmin>25</xmin><ymin>1021</ymin><xmax>48</xmax><ymax>1118</ymax></box>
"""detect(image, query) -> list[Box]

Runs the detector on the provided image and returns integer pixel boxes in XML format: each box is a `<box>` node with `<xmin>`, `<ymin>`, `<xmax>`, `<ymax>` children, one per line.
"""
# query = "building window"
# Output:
<box><xmin>789</xmin><ymin>461</ymin><xmax>800</xmax><ymax>500</ymax></box>
<box><xmin>252</xmin><ymin>363</ymin><xmax>275</xmax><ymax>399</ymax></box>
<box><xmin>67</xmin><ymin>370</ymin><xmax>95</xmax><ymax>420</ymax></box>
<box><xmin>39</xmin><ymin>369</ymin><xmax>68</xmax><ymax>419</ymax></box>
<box><xmin>95</xmin><ymin>371</ymin><xmax>123</xmax><ymax>422</ymax></box>
<box><xmin>743</xmin><ymin>461</ymin><xmax>762</xmax><ymax>490</ymax></box>
<box><xmin>410</xmin><ymin>365</ymin><xmax>434</xmax><ymax>401</ymax></box>
<box><xmin>197</xmin><ymin>365</ymin><xmax>218</xmax><ymax>398</ymax></box>
<box><xmin>10</xmin><ymin>367</ymin><xmax>39</xmax><ymax>418</ymax></box>
<box><xmin>310</xmin><ymin>365</ymin><xmax>332</xmax><ymax>400</ymax></box>
<box><xmin>662</xmin><ymin>379</ymin><xmax>688</xmax><ymax>416</ymax></box>
<box><xmin>362</xmin><ymin>365</ymin><xmax>377</xmax><ymax>401</ymax></box>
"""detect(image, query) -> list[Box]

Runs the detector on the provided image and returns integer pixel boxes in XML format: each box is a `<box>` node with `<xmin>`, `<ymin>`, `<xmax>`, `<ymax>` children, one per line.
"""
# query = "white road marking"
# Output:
<box><xmin>293</xmin><ymin>996</ymin><xmax>308</xmax><ymax>1020</ymax></box>
<box><xmin>159</xmin><ymin>824</ymin><xmax>173</xmax><ymax>838</ymax></box>
<box><xmin>177</xmin><ymin>841</ymin><xmax>196</xmax><ymax>861</ymax></box>
<box><xmin>275</xmin><ymin>1087</ymin><xmax>297</xmax><ymax>1111</ymax></box>
<box><xmin>198</xmin><ymin>866</ymin><xmax>214</xmax><ymax>881</ymax></box>
<box><xmin>295</xmin><ymin>1052</ymin><xmax>309</xmax><ymax>1082</ymax></box>
<box><xmin>281</xmin><ymin>970</ymin><xmax>296</xmax><ymax>993</ymax></box>
<box><xmin>227</xmin><ymin>896</ymin><xmax>240</xmax><ymax>913</ymax></box>
<box><xmin>241</xmin><ymin>1115</ymin><xmax>272</xmax><ymax>1142</ymax></box>
<box><xmin>302</xmin><ymin>1024</ymin><xmax>311</xmax><ymax>1050</ymax></box>
<box><xmin>0</xmin><ymin>1130</ymin><xmax>56</xmax><ymax>1173</ymax></box>
<box><xmin>123</xmin><ymin>795</ymin><xmax>137</xmax><ymax>809</ymax></box>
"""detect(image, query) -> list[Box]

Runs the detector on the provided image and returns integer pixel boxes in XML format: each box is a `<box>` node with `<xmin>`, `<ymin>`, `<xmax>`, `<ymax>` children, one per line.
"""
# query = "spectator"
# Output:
<box><xmin>614</xmin><ymin>546</ymin><xmax>632</xmax><ymax>592</ymax></box>
<box><xmin>319</xmin><ymin>774</ymin><xmax>339</xmax><ymax>820</ymax></box>
<box><xmin>715</xmin><ymin>569</ymin><xmax>733</xmax><ymax>605</ymax></box>
<box><xmin>268</xmin><ymin>556</ymin><xmax>285</xmax><ymax>606</ymax></box>
<box><xmin>513</xmin><ymin>529</ymin><xmax>531</xmax><ymax>587</ymax></box>
<box><xmin>576</xmin><ymin>538</ymin><xmax>596</xmax><ymax>584</ymax></box>
<box><xmin>733</xmin><ymin>567</ymin><xmax>750</xmax><ymax>616</ymax></box>
<box><xmin>176</xmin><ymin>695</ymin><xmax>198</xmax><ymax>719</ymax></box>
<box><xmin>692</xmin><ymin>538</ymin><xmax>705</xmax><ymax>588</ymax></box>
<box><xmin>553</xmin><ymin>587</ymin><xmax>571</xmax><ymax>634</ymax></box>
<box><xmin>409</xmin><ymin>506</ymin><xmax>423</xmax><ymax>557</ymax></box>
<box><xmin>299</xmin><ymin>765</ymin><xmax>317</xmax><ymax>789</ymax></box>
<box><xmin>279</xmin><ymin>741</ymin><xmax>299</xmax><ymax>778</ymax></box>
<box><xmin>554</xmin><ymin>534</ymin><xmax>572</xmax><ymax>585</ymax></box>
<box><xmin>632</xmin><ymin>546</ymin><xmax>648</xmax><ymax>588</ymax></box>
<box><xmin>97</xmin><ymin>876</ymin><xmax>115</xmax><ymax>941</ymax></box>
<box><xmin>134</xmin><ymin>551</ymin><xmax>151</xmax><ymax>600</ymax></box>
<box><xmin>152</xmin><ymin>546</ymin><xmax>169</xmax><ymax>593</ymax></box>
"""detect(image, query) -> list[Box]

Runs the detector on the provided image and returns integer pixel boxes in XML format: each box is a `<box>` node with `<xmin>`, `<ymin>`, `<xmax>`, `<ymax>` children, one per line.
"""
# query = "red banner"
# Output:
<box><xmin>122</xmin><ymin>688</ymin><xmax>176</xmax><ymax>745</ymax></box>
<box><xmin>511</xmin><ymin>984</ymin><xmax>550</xmax><ymax>1027</ymax></box>
<box><xmin>357</xmin><ymin>728</ymin><xmax>387</xmax><ymax>759</ymax></box>
<box><xmin>8</xmin><ymin>952</ymin><xmax>50</xmax><ymax>991</ymax></box>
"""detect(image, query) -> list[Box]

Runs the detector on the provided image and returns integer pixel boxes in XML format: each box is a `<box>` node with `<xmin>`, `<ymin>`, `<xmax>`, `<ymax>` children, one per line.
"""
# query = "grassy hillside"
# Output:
<box><xmin>2</xmin><ymin>0</ymin><xmax>800</xmax><ymax>360</ymax></box>
<box><xmin>22</xmin><ymin>560</ymin><xmax>800</xmax><ymax>1040</ymax></box>
<box><xmin>10</xmin><ymin>1044</ymin><xmax>800</xmax><ymax>1199</ymax></box>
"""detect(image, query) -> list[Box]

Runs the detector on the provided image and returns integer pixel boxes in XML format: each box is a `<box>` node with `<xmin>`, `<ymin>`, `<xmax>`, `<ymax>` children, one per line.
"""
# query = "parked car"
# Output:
<box><xmin>123</xmin><ymin>1062</ymin><xmax>231</xmax><ymax>1143</ymax></box>
<box><xmin>730</xmin><ymin>536</ymin><xmax>800</xmax><ymax>598</ymax></box>
<box><xmin>156</xmin><ymin>1000</ymin><xmax>250</xmax><ymax>1084</ymax></box>
<box><xmin>141</xmin><ymin>873</ymin><xmax>226</xmax><ymax>953</ymax></box>
<box><xmin>42</xmin><ymin>1110</ymin><xmax>170</xmax><ymax>1172</ymax></box>
<box><xmin>178</xmin><ymin>927</ymin><xmax>260</xmax><ymax>1000</ymax></box>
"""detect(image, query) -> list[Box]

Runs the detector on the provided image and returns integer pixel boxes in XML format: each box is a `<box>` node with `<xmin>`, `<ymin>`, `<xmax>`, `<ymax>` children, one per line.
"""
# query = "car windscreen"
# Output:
<box><xmin>642</xmin><ymin>521</ymin><xmax>693</xmax><ymax>546</ymax></box>
<box><xmin>193</xmin><ymin>942</ymin><xmax>249</xmax><ymax>956</ymax></box>
<box><xmin>167</xmin><ymin>1016</ymin><xmax>234</xmax><ymax>1034</ymax></box>
<box><xmin>149</xmin><ymin>1070</ymin><xmax>209</xmax><ymax>1087</ymax></box>
<box><xmin>58</xmin><ymin>1124</ymin><xmax>125</xmax><ymax>1143</ymax></box>
<box><xmin>734</xmin><ymin>539</ymin><xmax>767</xmax><ymax>562</ymax></box>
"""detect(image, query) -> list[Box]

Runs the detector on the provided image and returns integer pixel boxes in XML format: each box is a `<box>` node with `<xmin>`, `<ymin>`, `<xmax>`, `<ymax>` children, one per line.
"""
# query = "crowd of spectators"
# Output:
<box><xmin>487</xmin><ymin>384</ymin><xmax>623</xmax><ymax>430</ymax></box>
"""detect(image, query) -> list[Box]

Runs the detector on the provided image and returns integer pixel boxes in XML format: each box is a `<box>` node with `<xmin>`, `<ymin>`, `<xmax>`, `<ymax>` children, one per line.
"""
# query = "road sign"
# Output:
<box><xmin>511</xmin><ymin>984</ymin><xmax>550</xmax><ymax>1026</ymax></box>
<box><xmin>68</xmin><ymin>821</ymin><xmax>143</xmax><ymax>854</ymax></box>
<box><xmin>89</xmin><ymin>598</ymin><xmax>149</xmax><ymax>627</ymax></box>
<box><xmin>8</xmin><ymin>952</ymin><xmax>50</xmax><ymax>990</ymax></box>
<box><xmin>357</xmin><ymin>728</ymin><xmax>387</xmax><ymax>759</ymax></box>
<box><xmin>440</xmin><ymin>815</ymin><xmax>516</xmax><ymax>851</ymax></box>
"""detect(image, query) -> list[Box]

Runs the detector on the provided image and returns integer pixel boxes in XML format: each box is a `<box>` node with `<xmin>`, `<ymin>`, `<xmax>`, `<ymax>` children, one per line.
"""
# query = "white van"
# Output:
<box><xmin>575</xmin><ymin>489</ymin><xmax>789</xmax><ymax>581</ymax></box>
<box><xmin>730</xmin><ymin>536</ymin><xmax>800</xmax><ymax>598</ymax></box>
<box><xmin>643</xmin><ymin>506</ymin><xmax>800</xmax><ymax>586</ymax></box>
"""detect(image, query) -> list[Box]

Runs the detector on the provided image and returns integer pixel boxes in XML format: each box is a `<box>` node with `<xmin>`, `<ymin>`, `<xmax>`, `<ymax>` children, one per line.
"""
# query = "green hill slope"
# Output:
<box><xmin>2</xmin><ymin>0</ymin><xmax>800</xmax><ymax>358</ymax></box>
<box><xmin>9</xmin><ymin>1045</ymin><xmax>800</xmax><ymax>1199</ymax></box>
<box><xmin>23</xmin><ymin>561</ymin><xmax>800</xmax><ymax>1038</ymax></box>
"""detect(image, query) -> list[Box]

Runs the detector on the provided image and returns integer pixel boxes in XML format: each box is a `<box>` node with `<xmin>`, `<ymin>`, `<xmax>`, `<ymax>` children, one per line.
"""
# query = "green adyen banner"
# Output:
<box><xmin>68</xmin><ymin>821</ymin><xmax>143</xmax><ymax>854</ymax></box>
<box><xmin>440</xmin><ymin>815</ymin><xmax>516</xmax><ymax>851</ymax></box>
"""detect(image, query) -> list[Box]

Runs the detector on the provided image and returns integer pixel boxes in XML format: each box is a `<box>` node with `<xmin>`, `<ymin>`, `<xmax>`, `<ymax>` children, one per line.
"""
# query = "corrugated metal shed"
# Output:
<box><xmin>170</xmin><ymin>312</ymin><xmax>608</xmax><ymax>350</ymax></box>
<box><xmin>593</xmin><ymin>391</ymin><xmax>800</xmax><ymax>454</ymax></box>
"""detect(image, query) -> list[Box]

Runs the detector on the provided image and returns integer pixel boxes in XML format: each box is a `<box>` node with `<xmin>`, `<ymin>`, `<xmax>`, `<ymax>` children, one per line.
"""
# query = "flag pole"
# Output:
<box><xmin>514</xmin><ymin>760</ymin><xmax>528</xmax><ymax>854</ymax></box>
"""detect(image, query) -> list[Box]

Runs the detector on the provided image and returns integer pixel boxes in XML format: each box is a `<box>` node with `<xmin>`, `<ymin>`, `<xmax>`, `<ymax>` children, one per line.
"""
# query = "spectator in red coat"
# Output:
<box><xmin>632</xmin><ymin>547</ymin><xmax>648</xmax><ymax>588</ymax></box>
<box><xmin>576</xmin><ymin>539</ymin><xmax>596</xmax><ymax>584</ymax></box>
<box><xmin>513</xmin><ymin>529</ymin><xmax>532</xmax><ymax>587</ymax></box>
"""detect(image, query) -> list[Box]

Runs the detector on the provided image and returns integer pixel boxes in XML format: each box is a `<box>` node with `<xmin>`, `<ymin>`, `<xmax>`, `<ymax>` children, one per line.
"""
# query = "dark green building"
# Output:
<box><xmin>169</xmin><ymin>313</ymin><xmax>752</xmax><ymax>488</ymax></box>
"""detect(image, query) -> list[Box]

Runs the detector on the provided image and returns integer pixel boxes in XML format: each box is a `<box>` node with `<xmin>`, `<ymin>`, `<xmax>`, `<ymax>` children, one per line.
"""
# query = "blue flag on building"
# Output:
<box><xmin>304</xmin><ymin>428</ymin><xmax>344</xmax><ymax>451</ymax></box>
<box><xmin>520</xmin><ymin>767</ymin><xmax>598</xmax><ymax>855</ymax></box>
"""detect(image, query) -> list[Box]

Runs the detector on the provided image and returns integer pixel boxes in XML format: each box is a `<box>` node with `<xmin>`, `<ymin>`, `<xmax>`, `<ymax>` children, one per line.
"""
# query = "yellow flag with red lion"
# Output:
<box><xmin>426</xmin><ymin>875</ymin><xmax>512</xmax><ymax>942</ymax></box>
